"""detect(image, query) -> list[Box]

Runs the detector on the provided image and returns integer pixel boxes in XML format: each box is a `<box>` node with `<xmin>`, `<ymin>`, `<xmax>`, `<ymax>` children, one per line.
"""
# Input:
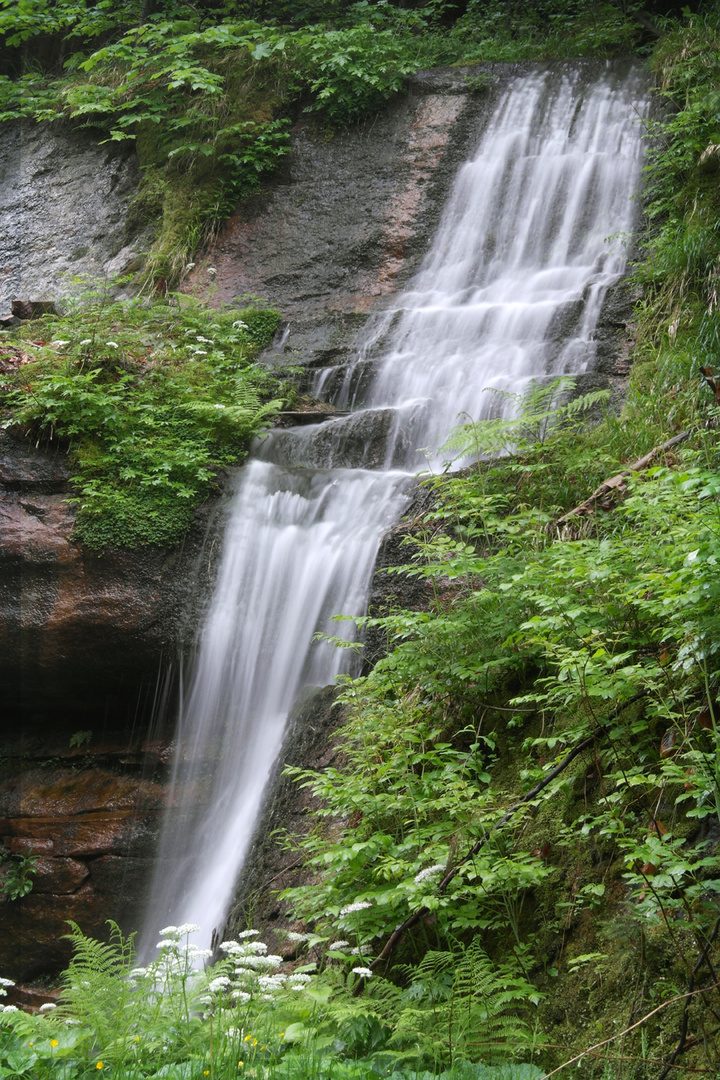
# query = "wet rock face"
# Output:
<box><xmin>0</xmin><ymin>748</ymin><xmax>168</xmax><ymax>981</ymax></box>
<box><xmin>187</xmin><ymin>66</ymin><xmax>535</xmax><ymax>372</ymax></box>
<box><xmin>0</xmin><ymin>430</ymin><xmax>223</xmax><ymax>727</ymax></box>
<box><xmin>0</xmin><ymin>121</ymin><xmax>143</xmax><ymax>314</ymax></box>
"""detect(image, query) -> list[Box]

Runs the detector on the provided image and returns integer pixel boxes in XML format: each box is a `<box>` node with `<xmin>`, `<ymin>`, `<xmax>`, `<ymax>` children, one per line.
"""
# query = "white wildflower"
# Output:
<box><xmin>39</xmin><ymin>1003</ymin><xmax>56</xmax><ymax>1012</ymax></box>
<box><xmin>261</xmin><ymin>993</ymin><xmax>274</xmax><ymax>1001</ymax></box>
<box><xmin>352</xmin><ymin>967</ymin><xmax>373</xmax><ymax>979</ymax></box>
<box><xmin>208</xmin><ymin>976</ymin><xmax>232</xmax><ymax>993</ymax></box>
<box><xmin>176</xmin><ymin>923</ymin><xmax>200</xmax><ymax>936</ymax></box>
<box><xmin>207</xmin><ymin>267</ymin><xmax>217</xmax><ymax>277</ymax></box>
<box><xmin>231</xmin><ymin>991</ymin><xmax>251</xmax><ymax>1004</ymax></box>
<box><xmin>328</xmin><ymin>940</ymin><xmax>350</xmax><ymax>951</ymax></box>
<box><xmin>186</xmin><ymin>263</ymin><xmax>196</xmax><ymax>271</ymax></box>
<box><xmin>156</xmin><ymin>939</ymin><xmax>179</xmax><ymax>950</ymax></box>
<box><xmin>0</xmin><ymin>990</ymin><xmax>5</xmax><ymax>998</ymax></box>
<box><xmin>187</xmin><ymin>946</ymin><xmax>212</xmax><ymax>959</ymax></box>
<box><xmin>190</xmin><ymin>348</ymin><xmax>208</xmax><ymax>355</ymax></box>
<box><xmin>0</xmin><ymin>1005</ymin><xmax>18</xmax><ymax>1013</ymax></box>
<box><xmin>232</xmin><ymin>320</ymin><xmax>249</xmax><ymax>331</ymax></box>
<box><xmin>339</xmin><ymin>901</ymin><xmax>372</xmax><ymax>915</ymax></box>
<box><xmin>285</xmin><ymin>931</ymin><xmax>308</xmax><ymax>943</ymax></box>
<box><xmin>79</xmin><ymin>339</ymin><xmax>92</xmax><ymax>346</ymax></box>
<box><xmin>51</xmin><ymin>340</ymin><xmax>71</xmax><ymax>347</ymax></box>
<box><xmin>288</xmin><ymin>973</ymin><xmax>312</xmax><ymax>985</ymax></box>
<box><xmin>195</xmin><ymin>336</ymin><xmax>213</xmax><ymax>343</ymax></box>
<box><xmin>0</xmin><ymin>979</ymin><xmax>14</xmax><ymax>988</ymax></box>
<box><xmin>237</xmin><ymin>930</ymin><xmax>261</xmax><ymax>939</ymax></box>
<box><xmin>234</xmin><ymin>954</ymin><xmax>281</xmax><ymax>971</ymax></box>
<box><xmin>105</xmin><ymin>341</ymin><xmax>119</xmax><ymax>348</ymax></box>
<box><xmin>214</xmin><ymin>403</ymin><xmax>226</xmax><ymax>409</ymax></box>
<box><xmin>257</xmin><ymin>974</ymin><xmax>286</xmax><ymax>991</ymax></box>
<box><xmin>129</xmin><ymin>967</ymin><xmax>147</xmax><ymax>979</ymax></box>
<box><xmin>159</xmin><ymin>925</ymin><xmax>179</xmax><ymax>936</ymax></box>
<box><xmin>414</xmin><ymin>864</ymin><xmax>444</xmax><ymax>885</ymax></box>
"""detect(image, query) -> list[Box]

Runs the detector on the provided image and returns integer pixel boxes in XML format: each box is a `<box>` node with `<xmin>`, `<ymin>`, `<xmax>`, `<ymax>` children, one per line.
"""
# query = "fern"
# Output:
<box><xmin>57</xmin><ymin>921</ymin><xmax>138</xmax><ymax>1060</ymax></box>
<box><xmin>440</xmin><ymin>376</ymin><xmax>611</xmax><ymax>463</ymax></box>
<box><xmin>390</xmin><ymin>944</ymin><xmax>537</xmax><ymax>1063</ymax></box>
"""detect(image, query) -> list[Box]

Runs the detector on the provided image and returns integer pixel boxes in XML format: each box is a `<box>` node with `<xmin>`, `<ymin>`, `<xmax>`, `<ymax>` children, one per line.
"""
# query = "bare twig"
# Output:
<box><xmin>554</xmin><ymin>430</ymin><xmax>692</xmax><ymax>526</ymax></box>
<box><xmin>541</xmin><ymin>982</ymin><xmax>720</xmax><ymax>1078</ymax></box>
<box><xmin>656</xmin><ymin>916</ymin><xmax>720</xmax><ymax>1080</ymax></box>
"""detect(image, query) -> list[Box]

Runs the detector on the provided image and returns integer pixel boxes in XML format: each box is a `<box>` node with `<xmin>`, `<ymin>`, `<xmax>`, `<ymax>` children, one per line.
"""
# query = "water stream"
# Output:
<box><xmin>142</xmin><ymin>61</ymin><xmax>648</xmax><ymax>951</ymax></box>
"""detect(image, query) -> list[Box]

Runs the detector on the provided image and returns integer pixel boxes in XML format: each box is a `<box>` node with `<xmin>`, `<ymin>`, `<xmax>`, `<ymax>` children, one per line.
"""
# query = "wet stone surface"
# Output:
<box><xmin>0</xmin><ymin>121</ymin><xmax>143</xmax><ymax>314</ymax></box>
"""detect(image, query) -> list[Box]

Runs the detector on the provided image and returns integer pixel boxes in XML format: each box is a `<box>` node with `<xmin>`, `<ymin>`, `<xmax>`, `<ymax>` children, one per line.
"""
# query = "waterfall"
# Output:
<box><xmin>142</xmin><ymin>61</ymin><xmax>648</xmax><ymax>951</ymax></box>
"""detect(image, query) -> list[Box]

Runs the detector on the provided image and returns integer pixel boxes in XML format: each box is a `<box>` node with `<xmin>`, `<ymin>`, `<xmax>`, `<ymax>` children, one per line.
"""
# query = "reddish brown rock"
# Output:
<box><xmin>32</xmin><ymin>857</ymin><xmax>90</xmax><ymax>894</ymax></box>
<box><xmin>0</xmin><ymin>765</ymin><xmax>166</xmax><ymax>981</ymax></box>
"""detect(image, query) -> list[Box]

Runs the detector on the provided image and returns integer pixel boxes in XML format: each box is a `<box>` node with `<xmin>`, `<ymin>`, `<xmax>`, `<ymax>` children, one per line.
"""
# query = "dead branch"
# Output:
<box><xmin>365</xmin><ymin>691</ymin><xmax>648</xmax><ymax>978</ymax></box>
<box><xmin>554</xmin><ymin>429</ymin><xmax>692</xmax><ymax>527</ymax></box>
<box><xmin>541</xmin><ymin>982</ymin><xmax>720</xmax><ymax>1079</ymax></box>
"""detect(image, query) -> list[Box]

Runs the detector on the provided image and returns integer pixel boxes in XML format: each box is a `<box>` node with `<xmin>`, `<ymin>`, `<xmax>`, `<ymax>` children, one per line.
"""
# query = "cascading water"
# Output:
<box><xmin>142</xmin><ymin>61</ymin><xmax>648</xmax><ymax>952</ymax></box>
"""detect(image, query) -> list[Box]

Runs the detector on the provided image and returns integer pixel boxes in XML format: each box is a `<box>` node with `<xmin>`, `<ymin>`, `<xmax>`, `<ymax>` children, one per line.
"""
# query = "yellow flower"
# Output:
<box><xmin>204</xmin><ymin>1071</ymin><xmax>210</xmax><ymax>1076</ymax></box>
<box><xmin>243</xmin><ymin>1034</ymin><xmax>252</xmax><ymax>1043</ymax></box>
<box><xmin>51</xmin><ymin>1040</ymin><xmax>58</xmax><ymax>1048</ymax></box>
<box><xmin>280</xmin><ymin>1032</ymin><xmax>285</xmax><ymax>1039</ymax></box>
<box><xmin>260</xmin><ymin>1045</ymin><xmax>267</xmax><ymax>1051</ymax></box>
<box><xmin>238</xmin><ymin>1063</ymin><xmax>244</xmax><ymax>1069</ymax></box>
<box><xmin>29</xmin><ymin>1042</ymin><xmax>34</xmax><ymax>1047</ymax></box>
<box><xmin>252</xmin><ymin>1038</ymin><xmax>258</xmax><ymax>1047</ymax></box>
<box><xmin>96</xmin><ymin>1064</ymin><xmax>104</xmax><ymax>1071</ymax></box>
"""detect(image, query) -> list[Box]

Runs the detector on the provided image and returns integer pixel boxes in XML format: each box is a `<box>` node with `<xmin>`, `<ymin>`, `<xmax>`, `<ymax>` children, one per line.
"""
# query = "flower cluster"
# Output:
<box><xmin>413</xmin><ymin>864</ymin><xmax>445</xmax><ymax>885</ymax></box>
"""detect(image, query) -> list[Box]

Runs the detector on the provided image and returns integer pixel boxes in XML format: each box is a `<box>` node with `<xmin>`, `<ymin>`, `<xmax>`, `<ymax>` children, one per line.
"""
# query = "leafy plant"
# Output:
<box><xmin>0</xmin><ymin>293</ymin><xmax>285</xmax><ymax>547</ymax></box>
<box><xmin>0</xmin><ymin>852</ymin><xmax>37</xmax><ymax>901</ymax></box>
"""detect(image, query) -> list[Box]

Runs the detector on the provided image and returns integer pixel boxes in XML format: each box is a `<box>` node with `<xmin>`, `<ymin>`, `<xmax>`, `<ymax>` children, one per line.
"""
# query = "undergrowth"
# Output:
<box><xmin>0</xmin><ymin>287</ymin><xmax>285</xmax><ymax>547</ymax></box>
<box><xmin>0</xmin><ymin>922</ymin><xmax>544</xmax><ymax>1079</ymax></box>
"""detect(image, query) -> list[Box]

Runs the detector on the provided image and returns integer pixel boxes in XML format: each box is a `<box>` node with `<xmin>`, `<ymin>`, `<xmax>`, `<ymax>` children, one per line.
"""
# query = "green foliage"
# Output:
<box><xmin>0</xmin><ymin>291</ymin><xmax>284</xmax><ymax>547</ymax></box>
<box><xmin>0</xmin><ymin>852</ymin><xmax>37</xmax><ymax>901</ymax></box>
<box><xmin>0</xmin><ymin>923</ymin><xmax>543</xmax><ymax>1078</ymax></box>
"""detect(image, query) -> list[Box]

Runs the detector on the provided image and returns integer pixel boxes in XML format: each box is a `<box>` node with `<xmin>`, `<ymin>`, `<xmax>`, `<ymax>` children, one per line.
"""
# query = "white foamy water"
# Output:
<box><xmin>142</xmin><ymin>62</ymin><xmax>648</xmax><ymax>952</ymax></box>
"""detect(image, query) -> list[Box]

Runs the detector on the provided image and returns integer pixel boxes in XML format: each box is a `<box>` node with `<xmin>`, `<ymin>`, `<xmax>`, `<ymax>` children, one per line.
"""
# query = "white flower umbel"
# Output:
<box><xmin>236</xmin><ymin>930</ymin><xmax>260</xmax><ymax>939</ymax></box>
<box><xmin>39</xmin><ymin>1003</ymin><xmax>56</xmax><ymax>1012</ymax></box>
<box><xmin>207</xmin><ymin>976</ymin><xmax>232</xmax><ymax>993</ymax></box>
<box><xmin>285</xmin><ymin>931</ymin><xmax>309</xmax><ymax>944</ymax></box>
<box><xmin>328</xmin><ymin>940</ymin><xmax>350</xmax><ymax>951</ymax></box>
<box><xmin>339</xmin><ymin>901</ymin><xmax>372</xmax><ymax>915</ymax></box>
<box><xmin>233</xmin><ymin>954</ymin><xmax>282</xmax><ymax>971</ymax></box>
<box><xmin>0</xmin><ymin>979</ymin><xmax>14</xmax><ymax>987</ymax></box>
<box><xmin>287</xmin><ymin>973</ymin><xmax>312</xmax><ymax>988</ymax></box>
<box><xmin>176</xmin><ymin>923</ymin><xmax>201</xmax><ymax>936</ymax></box>
<box><xmin>351</xmin><ymin>967</ymin><xmax>373</xmax><ymax>978</ymax></box>
<box><xmin>414</xmin><ymin>864</ymin><xmax>445</xmax><ymax>885</ymax></box>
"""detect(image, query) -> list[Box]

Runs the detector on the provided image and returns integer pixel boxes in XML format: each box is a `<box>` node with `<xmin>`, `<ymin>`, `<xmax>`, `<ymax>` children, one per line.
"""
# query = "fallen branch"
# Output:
<box><xmin>554</xmin><ymin>429</ymin><xmax>692</xmax><ymax>527</ymax></box>
<box><xmin>541</xmin><ymin>982</ymin><xmax>720</xmax><ymax>1079</ymax></box>
<box><xmin>366</xmin><ymin>691</ymin><xmax>647</xmax><ymax>976</ymax></box>
<box><xmin>656</xmin><ymin>915</ymin><xmax>720</xmax><ymax>1080</ymax></box>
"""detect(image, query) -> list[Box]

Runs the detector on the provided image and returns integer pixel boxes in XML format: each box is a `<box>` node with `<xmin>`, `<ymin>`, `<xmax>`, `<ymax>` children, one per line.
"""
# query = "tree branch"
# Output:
<box><xmin>367</xmin><ymin>691</ymin><xmax>648</xmax><ymax>975</ymax></box>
